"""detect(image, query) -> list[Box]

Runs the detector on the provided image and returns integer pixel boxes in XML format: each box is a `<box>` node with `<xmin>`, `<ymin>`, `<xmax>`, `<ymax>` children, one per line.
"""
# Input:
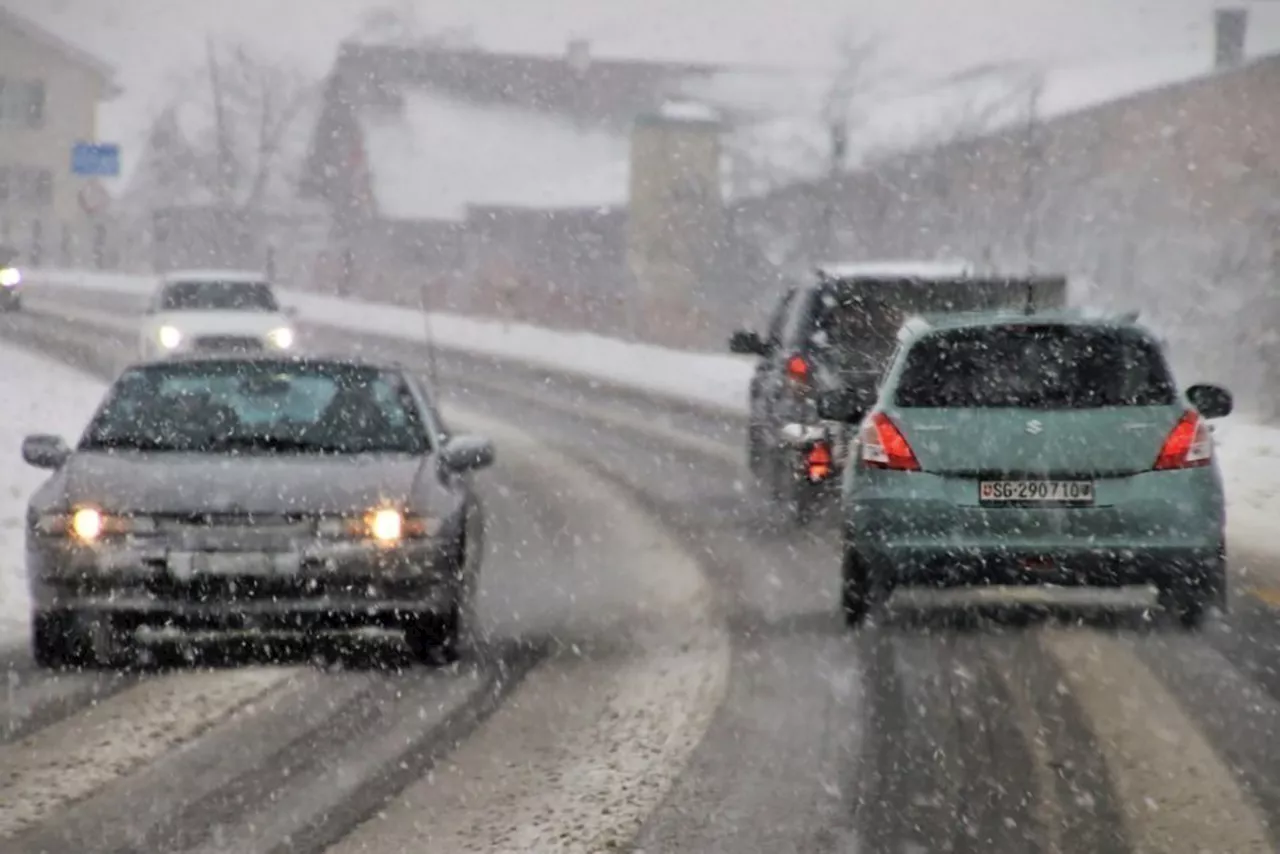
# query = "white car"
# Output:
<box><xmin>139</xmin><ymin>270</ymin><xmax>298</xmax><ymax>359</ymax></box>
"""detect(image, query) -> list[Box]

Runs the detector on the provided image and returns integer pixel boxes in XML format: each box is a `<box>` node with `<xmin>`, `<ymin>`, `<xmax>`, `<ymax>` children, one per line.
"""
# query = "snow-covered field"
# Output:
<box><xmin>0</xmin><ymin>344</ymin><xmax>105</xmax><ymax>645</ymax></box>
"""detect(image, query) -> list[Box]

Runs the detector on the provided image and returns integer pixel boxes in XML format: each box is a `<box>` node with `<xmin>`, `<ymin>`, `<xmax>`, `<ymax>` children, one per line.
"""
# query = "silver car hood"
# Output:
<box><xmin>60</xmin><ymin>452</ymin><xmax>429</xmax><ymax>515</ymax></box>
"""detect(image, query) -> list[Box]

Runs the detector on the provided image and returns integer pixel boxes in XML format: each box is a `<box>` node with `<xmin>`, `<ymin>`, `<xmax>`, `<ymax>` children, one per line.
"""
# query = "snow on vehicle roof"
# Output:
<box><xmin>816</xmin><ymin>260</ymin><xmax>976</xmax><ymax>279</ymax></box>
<box><xmin>359</xmin><ymin>91</ymin><xmax>632</xmax><ymax>221</ymax></box>
<box><xmin>655</xmin><ymin>99</ymin><xmax>721</xmax><ymax>124</ymax></box>
<box><xmin>161</xmin><ymin>270</ymin><xmax>271</xmax><ymax>285</ymax></box>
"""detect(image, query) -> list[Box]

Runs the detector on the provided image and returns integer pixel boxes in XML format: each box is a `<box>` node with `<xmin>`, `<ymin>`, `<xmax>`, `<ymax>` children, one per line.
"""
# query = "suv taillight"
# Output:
<box><xmin>860</xmin><ymin>412</ymin><xmax>921</xmax><ymax>471</ymax></box>
<box><xmin>785</xmin><ymin>353</ymin><xmax>811</xmax><ymax>385</ymax></box>
<box><xmin>1154</xmin><ymin>411</ymin><xmax>1213</xmax><ymax>471</ymax></box>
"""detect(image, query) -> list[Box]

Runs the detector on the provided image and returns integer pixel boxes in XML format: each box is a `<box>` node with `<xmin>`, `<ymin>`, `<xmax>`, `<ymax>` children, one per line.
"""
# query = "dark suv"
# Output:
<box><xmin>729</xmin><ymin>263</ymin><xmax>1067</xmax><ymax>525</ymax></box>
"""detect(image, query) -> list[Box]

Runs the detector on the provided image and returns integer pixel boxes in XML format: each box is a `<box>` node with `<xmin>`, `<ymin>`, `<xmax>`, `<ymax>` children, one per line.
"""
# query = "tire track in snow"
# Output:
<box><xmin>322</xmin><ymin>408</ymin><xmax>731</xmax><ymax>854</ymax></box>
<box><xmin>0</xmin><ymin>666</ymin><xmax>295</xmax><ymax>839</ymax></box>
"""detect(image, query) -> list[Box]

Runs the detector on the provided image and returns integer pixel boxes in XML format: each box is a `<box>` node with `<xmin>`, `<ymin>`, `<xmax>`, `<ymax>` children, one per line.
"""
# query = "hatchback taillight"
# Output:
<box><xmin>860</xmin><ymin>412</ymin><xmax>921</xmax><ymax>471</ymax></box>
<box><xmin>1153</xmin><ymin>411</ymin><xmax>1213</xmax><ymax>470</ymax></box>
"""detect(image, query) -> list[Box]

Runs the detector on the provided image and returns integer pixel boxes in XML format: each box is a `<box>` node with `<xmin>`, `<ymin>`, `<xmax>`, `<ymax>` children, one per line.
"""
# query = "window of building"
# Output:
<box><xmin>0</xmin><ymin>167</ymin><xmax>54</xmax><ymax>207</ymax></box>
<box><xmin>0</xmin><ymin>78</ymin><xmax>47</xmax><ymax>129</ymax></box>
<box><xmin>24</xmin><ymin>81</ymin><xmax>44</xmax><ymax>128</ymax></box>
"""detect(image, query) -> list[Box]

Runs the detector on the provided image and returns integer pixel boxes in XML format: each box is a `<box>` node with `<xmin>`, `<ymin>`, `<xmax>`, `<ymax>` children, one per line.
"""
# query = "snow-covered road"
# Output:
<box><xmin>8</xmin><ymin>275</ymin><xmax>1280</xmax><ymax>852</ymax></box>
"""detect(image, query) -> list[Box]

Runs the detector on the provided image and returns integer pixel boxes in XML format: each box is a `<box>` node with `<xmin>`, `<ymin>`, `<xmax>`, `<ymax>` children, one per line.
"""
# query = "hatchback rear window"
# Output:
<box><xmin>894</xmin><ymin>324</ymin><xmax>1177</xmax><ymax>409</ymax></box>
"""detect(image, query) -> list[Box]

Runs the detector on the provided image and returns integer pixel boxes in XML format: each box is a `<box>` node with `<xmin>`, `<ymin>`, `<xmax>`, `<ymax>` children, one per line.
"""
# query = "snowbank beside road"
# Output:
<box><xmin>0</xmin><ymin>343</ymin><xmax>104</xmax><ymax>645</ymax></box>
<box><xmin>29</xmin><ymin>269</ymin><xmax>758</xmax><ymax>415</ymax></box>
<box><xmin>23</xmin><ymin>268</ymin><xmax>1280</xmax><ymax>557</ymax></box>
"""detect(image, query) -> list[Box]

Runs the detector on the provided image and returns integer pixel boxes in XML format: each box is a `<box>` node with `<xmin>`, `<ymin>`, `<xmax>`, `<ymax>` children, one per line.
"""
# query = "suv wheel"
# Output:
<box><xmin>404</xmin><ymin>610</ymin><xmax>460</xmax><ymax>665</ymax></box>
<box><xmin>32</xmin><ymin>611</ymin><xmax>78</xmax><ymax>669</ymax></box>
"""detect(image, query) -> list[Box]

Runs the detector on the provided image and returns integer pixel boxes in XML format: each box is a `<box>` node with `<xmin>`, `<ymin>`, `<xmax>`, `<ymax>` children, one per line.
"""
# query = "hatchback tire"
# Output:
<box><xmin>1159</xmin><ymin>553</ymin><xmax>1226</xmax><ymax>630</ymax></box>
<box><xmin>841</xmin><ymin>550</ymin><xmax>873</xmax><ymax>628</ymax></box>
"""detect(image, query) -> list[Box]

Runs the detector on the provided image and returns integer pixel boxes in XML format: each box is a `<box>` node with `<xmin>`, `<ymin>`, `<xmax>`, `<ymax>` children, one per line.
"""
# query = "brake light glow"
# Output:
<box><xmin>1153</xmin><ymin>411</ymin><xmax>1213</xmax><ymax>471</ymax></box>
<box><xmin>860</xmin><ymin>412</ymin><xmax>921</xmax><ymax>471</ymax></box>
<box><xmin>806</xmin><ymin>441</ymin><xmax>833</xmax><ymax>481</ymax></box>
<box><xmin>785</xmin><ymin>353</ymin><xmax>810</xmax><ymax>384</ymax></box>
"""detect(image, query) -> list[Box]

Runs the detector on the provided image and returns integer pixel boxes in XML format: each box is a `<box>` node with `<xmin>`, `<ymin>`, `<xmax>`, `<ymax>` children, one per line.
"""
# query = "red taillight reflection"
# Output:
<box><xmin>860</xmin><ymin>412</ymin><xmax>921</xmax><ymax>471</ymax></box>
<box><xmin>1154</xmin><ymin>411</ymin><xmax>1213</xmax><ymax>470</ymax></box>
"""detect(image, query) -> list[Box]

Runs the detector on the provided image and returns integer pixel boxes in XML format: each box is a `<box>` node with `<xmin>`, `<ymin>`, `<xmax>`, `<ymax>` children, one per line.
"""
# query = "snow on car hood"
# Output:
<box><xmin>60</xmin><ymin>452</ymin><xmax>429</xmax><ymax>515</ymax></box>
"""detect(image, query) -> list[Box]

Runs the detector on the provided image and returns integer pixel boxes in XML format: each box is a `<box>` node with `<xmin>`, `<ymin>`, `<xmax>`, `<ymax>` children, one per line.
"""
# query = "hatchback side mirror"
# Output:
<box><xmin>1186</xmin><ymin>384</ymin><xmax>1232</xmax><ymax>419</ymax></box>
<box><xmin>729</xmin><ymin>330</ymin><xmax>770</xmax><ymax>356</ymax></box>
<box><xmin>440</xmin><ymin>434</ymin><xmax>495</xmax><ymax>472</ymax></box>
<box><xmin>818</xmin><ymin>386</ymin><xmax>875</xmax><ymax>423</ymax></box>
<box><xmin>22</xmin><ymin>434</ymin><xmax>71</xmax><ymax>470</ymax></box>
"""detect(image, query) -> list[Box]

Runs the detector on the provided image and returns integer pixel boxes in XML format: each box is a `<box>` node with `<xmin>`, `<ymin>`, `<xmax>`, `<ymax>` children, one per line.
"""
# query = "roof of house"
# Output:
<box><xmin>0</xmin><ymin>5</ymin><xmax>120</xmax><ymax>95</ymax></box>
<box><xmin>328</xmin><ymin>40</ymin><xmax>716</xmax><ymax>129</ymax></box>
<box><xmin>359</xmin><ymin>89</ymin><xmax>633</xmax><ymax>219</ymax></box>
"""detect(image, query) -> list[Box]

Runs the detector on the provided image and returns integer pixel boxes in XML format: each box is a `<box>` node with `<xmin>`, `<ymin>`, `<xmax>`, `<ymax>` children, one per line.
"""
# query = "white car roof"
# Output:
<box><xmin>160</xmin><ymin>269</ymin><xmax>271</xmax><ymax>285</ymax></box>
<box><xmin>815</xmin><ymin>259</ymin><xmax>976</xmax><ymax>279</ymax></box>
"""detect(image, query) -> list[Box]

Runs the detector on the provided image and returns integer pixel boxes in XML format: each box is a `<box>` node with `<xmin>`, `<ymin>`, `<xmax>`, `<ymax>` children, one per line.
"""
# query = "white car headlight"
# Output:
<box><xmin>266</xmin><ymin>327</ymin><xmax>295</xmax><ymax>349</ymax></box>
<box><xmin>157</xmin><ymin>325</ymin><xmax>182</xmax><ymax>349</ymax></box>
<box><xmin>0</xmin><ymin>267</ymin><xmax>20</xmax><ymax>287</ymax></box>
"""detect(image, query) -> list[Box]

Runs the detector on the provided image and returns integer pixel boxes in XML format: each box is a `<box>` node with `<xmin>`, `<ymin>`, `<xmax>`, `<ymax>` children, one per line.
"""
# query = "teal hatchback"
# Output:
<box><xmin>820</xmin><ymin>310</ymin><xmax>1234</xmax><ymax>629</ymax></box>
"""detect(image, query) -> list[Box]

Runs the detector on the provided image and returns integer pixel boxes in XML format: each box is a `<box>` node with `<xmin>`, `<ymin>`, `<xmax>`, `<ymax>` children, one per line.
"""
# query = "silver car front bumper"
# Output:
<box><xmin>28</xmin><ymin>537</ymin><xmax>461</xmax><ymax>628</ymax></box>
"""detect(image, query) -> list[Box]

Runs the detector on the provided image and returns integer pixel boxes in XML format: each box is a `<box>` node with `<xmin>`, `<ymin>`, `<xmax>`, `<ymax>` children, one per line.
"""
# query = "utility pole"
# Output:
<box><xmin>1018</xmin><ymin>81</ymin><xmax>1045</xmax><ymax>272</ymax></box>
<box><xmin>206</xmin><ymin>36</ymin><xmax>232</xmax><ymax>209</ymax></box>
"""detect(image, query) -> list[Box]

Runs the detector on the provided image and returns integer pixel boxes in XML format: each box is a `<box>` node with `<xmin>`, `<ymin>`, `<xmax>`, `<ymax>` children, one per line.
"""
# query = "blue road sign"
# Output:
<box><xmin>71</xmin><ymin>142</ymin><xmax>120</xmax><ymax>177</ymax></box>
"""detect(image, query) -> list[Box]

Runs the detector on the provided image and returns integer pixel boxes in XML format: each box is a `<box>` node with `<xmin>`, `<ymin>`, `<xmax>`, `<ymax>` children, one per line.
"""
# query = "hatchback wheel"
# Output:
<box><xmin>841</xmin><ymin>550</ymin><xmax>872</xmax><ymax>628</ymax></box>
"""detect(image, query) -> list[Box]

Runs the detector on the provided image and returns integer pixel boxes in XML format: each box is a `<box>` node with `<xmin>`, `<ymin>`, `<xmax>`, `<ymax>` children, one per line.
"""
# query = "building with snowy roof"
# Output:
<box><xmin>0</xmin><ymin>4</ymin><xmax>121</xmax><ymax>269</ymax></box>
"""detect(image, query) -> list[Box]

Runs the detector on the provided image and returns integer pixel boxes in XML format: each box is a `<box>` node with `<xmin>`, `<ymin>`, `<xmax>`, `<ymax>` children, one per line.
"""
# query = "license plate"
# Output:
<box><xmin>169</xmin><ymin>552</ymin><xmax>298</xmax><ymax>578</ymax></box>
<box><xmin>978</xmin><ymin>480</ymin><xmax>1094</xmax><ymax>504</ymax></box>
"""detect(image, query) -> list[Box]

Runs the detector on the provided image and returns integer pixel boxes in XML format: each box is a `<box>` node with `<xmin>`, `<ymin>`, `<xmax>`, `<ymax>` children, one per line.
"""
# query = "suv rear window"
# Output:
<box><xmin>894</xmin><ymin>324</ymin><xmax>1177</xmax><ymax>409</ymax></box>
<box><xmin>806</xmin><ymin>287</ymin><xmax>904</xmax><ymax>372</ymax></box>
<box><xmin>161</xmin><ymin>280</ymin><xmax>278</xmax><ymax>312</ymax></box>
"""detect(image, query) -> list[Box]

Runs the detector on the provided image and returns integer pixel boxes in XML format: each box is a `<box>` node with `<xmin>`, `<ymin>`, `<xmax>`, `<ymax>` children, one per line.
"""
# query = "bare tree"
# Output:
<box><xmin>133</xmin><ymin>39</ymin><xmax>316</xmax><ymax>216</ymax></box>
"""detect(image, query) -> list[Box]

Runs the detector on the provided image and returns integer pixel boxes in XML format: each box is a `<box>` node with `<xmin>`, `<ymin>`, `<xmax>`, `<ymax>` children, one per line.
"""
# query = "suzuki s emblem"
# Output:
<box><xmin>1025</xmin><ymin>419</ymin><xmax>1044</xmax><ymax>435</ymax></box>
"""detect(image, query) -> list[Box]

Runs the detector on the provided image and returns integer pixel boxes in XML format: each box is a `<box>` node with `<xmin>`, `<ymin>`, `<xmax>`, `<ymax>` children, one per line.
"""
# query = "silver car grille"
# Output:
<box><xmin>151</xmin><ymin>513</ymin><xmax>313</xmax><ymax>552</ymax></box>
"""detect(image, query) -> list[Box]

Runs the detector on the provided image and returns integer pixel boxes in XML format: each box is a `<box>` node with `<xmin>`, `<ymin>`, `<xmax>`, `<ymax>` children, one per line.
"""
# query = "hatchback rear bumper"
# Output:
<box><xmin>855</xmin><ymin>544</ymin><xmax>1223</xmax><ymax>591</ymax></box>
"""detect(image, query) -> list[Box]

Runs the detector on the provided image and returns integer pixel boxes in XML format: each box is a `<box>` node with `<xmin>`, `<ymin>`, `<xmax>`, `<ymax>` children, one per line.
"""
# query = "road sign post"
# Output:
<box><xmin>71</xmin><ymin>142</ymin><xmax>120</xmax><ymax>178</ymax></box>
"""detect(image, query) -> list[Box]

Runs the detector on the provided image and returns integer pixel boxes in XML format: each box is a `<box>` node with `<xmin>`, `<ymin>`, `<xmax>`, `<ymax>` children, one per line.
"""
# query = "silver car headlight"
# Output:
<box><xmin>315</xmin><ymin>509</ymin><xmax>440</xmax><ymax>544</ymax></box>
<box><xmin>33</xmin><ymin>508</ymin><xmax>156</xmax><ymax>541</ymax></box>
<box><xmin>266</xmin><ymin>327</ymin><xmax>295</xmax><ymax>349</ymax></box>
<box><xmin>157</xmin><ymin>325</ymin><xmax>183</xmax><ymax>349</ymax></box>
<box><xmin>0</xmin><ymin>267</ymin><xmax>20</xmax><ymax>287</ymax></box>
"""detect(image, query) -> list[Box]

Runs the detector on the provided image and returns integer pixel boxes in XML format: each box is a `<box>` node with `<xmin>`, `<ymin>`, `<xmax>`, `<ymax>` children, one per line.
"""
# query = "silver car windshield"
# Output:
<box><xmin>79</xmin><ymin>361</ymin><xmax>429</xmax><ymax>455</ymax></box>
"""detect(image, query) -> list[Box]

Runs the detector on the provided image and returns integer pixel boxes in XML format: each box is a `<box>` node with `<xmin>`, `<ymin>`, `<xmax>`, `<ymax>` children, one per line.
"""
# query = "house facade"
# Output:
<box><xmin>0</xmin><ymin>5</ymin><xmax>119</xmax><ymax>268</ymax></box>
